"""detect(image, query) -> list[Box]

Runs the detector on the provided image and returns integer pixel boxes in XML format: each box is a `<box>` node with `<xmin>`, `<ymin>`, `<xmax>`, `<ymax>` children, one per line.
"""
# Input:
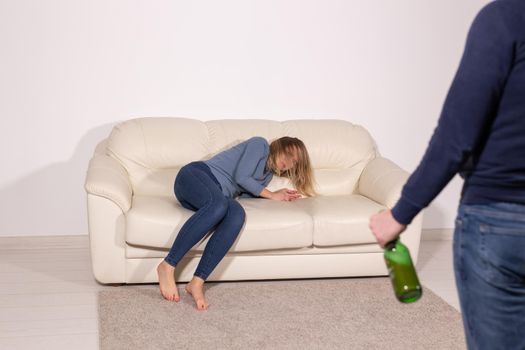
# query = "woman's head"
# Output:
<box><xmin>267</xmin><ymin>137</ymin><xmax>316</xmax><ymax>197</ymax></box>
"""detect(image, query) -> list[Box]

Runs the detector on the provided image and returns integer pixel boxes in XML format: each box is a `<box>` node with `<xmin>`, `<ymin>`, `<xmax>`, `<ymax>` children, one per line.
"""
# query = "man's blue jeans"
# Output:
<box><xmin>165</xmin><ymin>161</ymin><xmax>246</xmax><ymax>280</ymax></box>
<box><xmin>454</xmin><ymin>203</ymin><xmax>525</xmax><ymax>350</ymax></box>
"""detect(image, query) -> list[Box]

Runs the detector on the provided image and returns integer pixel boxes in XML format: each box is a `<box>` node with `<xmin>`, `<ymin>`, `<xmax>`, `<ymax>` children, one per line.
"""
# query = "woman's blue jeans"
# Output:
<box><xmin>454</xmin><ymin>202</ymin><xmax>525</xmax><ymax>350</ymax></box>
<box><xmin>165</xmin><ymin>161</ymin><xmax>245</xmax><ymax>281</ymax></box>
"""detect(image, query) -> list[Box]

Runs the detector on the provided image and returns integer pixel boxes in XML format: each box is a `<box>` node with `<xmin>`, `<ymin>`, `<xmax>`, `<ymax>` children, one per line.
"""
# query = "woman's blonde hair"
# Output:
<box><xmin>267</xmin><ymin>137</ymin><xmax>317</xmax><ymax>197</ymax></box>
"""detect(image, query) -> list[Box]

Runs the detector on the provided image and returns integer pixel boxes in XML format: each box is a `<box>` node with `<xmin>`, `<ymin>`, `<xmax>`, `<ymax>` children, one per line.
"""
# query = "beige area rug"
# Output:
<box><xmin>98</xmin><ymin>278</ymin><xmax>465</xmax><ymax>350</ymax></box>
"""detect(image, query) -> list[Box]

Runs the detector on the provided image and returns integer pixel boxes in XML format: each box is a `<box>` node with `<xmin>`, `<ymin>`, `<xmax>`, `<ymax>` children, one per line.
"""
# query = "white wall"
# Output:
<box><xmin>0</xmin><ymin>0</ymin><xmax>491</xmax><ymax>236</ymax></box>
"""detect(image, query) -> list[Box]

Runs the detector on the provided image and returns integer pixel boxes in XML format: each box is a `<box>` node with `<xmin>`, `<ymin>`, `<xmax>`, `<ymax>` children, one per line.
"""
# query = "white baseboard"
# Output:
<box><xmin>0</xmin><ymin>235</ymin><xmax>88</xmax><ymax>250</ymax></box>
<box><xmin>421</xmin><ymin>228</ymin><xmax>454</xmax><ymax>241</ymax></box>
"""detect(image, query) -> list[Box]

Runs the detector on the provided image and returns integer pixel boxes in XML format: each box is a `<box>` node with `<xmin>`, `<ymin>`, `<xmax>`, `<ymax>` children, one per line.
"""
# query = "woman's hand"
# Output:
<box><xmin>271</xmin><ymin>188</ymin><xmax>301</xmax><ymax>201</ymax></box>
<box><xmin>259</xmin><ymin>188</ymin><xmax>301</xmax><ymax>201</ymax></box>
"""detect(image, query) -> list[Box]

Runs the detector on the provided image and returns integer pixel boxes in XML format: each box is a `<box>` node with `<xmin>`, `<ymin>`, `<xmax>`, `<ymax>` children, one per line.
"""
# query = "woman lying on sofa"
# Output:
<box><xmin>157</xmin><ymin>136</ymin><xmax>316</xmax><ymax>310</ymax></box>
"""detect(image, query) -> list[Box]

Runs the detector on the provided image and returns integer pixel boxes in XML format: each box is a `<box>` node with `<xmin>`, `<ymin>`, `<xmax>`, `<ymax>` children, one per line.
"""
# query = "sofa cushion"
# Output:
<box><xmin>125</xmin><ymin>195</ymin><xmax>313</xmax><ymax>252</ymax></box>
<box><xmin>298</xmin><ymin>195</ymin><xmax>385</xmax><ymax>247</ymax></box>
<box><xmin>107</xmin><ymin>118</ymin><xmax>212</xmax><ymax>194</ymax></box>
<box><xmin>282</xmin><ymin>120</ymin><xmax>376</xmax><ymax>170</ymax></box>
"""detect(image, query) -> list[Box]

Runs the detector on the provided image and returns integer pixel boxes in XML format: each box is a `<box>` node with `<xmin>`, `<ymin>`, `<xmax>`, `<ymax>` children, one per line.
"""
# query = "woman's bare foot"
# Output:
<box><xmin>157</xmin><ymin>260</ymin><xmax>180</xmax><ymax>302</ymax></box>
<box><xmin>185</xmin><ymin>277</ymin><xmax>209</xmax><ymax>311</ymax></box>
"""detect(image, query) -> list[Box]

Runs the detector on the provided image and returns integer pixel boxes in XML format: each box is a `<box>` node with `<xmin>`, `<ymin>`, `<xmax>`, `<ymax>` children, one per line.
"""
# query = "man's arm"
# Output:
<box><xmin>371</xmin><ymin>2</ymin><xmax>516</xmax><ymax>247</ymax></box>
<box><xmin>391</xmin><ymin>2</ymin><xmax>515</xmax><ymax>225</ymax></box>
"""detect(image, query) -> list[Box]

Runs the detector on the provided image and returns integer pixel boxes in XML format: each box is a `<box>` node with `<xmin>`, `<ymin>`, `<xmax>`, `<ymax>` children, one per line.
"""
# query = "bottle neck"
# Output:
<box><xmin>385</xmin><ymin>239</ymin><xmax>398</xmax><ymax>250</ymax></box>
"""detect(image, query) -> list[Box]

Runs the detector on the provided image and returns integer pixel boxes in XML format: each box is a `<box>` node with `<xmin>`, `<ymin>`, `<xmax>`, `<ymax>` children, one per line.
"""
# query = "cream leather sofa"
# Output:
<box><xmin>85</xmin><ymin>117</ymin><xmax>422</xmax><ymax>284</ymax></box>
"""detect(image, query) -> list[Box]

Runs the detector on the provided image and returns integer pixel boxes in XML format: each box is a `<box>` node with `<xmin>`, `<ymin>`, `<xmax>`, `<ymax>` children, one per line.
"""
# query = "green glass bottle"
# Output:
<box><xmin>384</xmin><ymin>239</ymin><xmax>422</xmax><ymax>303</ymax></box>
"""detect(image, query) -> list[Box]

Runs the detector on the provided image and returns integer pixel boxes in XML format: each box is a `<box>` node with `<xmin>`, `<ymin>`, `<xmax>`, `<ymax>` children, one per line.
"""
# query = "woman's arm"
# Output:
<box><xmin>233</xmin><ymin>137</ymin><xmax>269</xmax><ymax>196</ymax></box>
<box><xmin>234</xmin><ymin>137</ymin><xmax>301</xmax><ymax>201</ymax></box>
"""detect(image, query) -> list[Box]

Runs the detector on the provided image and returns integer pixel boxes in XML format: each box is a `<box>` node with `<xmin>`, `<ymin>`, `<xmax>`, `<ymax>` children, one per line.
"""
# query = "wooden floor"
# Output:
<box><xmin>0</xmin><ymin>235</ymin><xmax>459</xmax><ymax>350</ymax></box>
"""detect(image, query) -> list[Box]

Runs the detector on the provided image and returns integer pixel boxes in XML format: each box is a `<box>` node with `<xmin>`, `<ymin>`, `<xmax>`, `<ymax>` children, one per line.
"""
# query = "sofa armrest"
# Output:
<box><xmin>85</xmin><ymin>143</ymin><xmax>132</xmax><ymax>213</ymax></box>
<box><xmin>357</xmin><ymin>157</ymin><xmax>408</xmax><ymax>208</ymax></box>
<box><xmin>358</xmin><ymin>157</ymin><xmax>423</xmax><ymax>263</ymax></box>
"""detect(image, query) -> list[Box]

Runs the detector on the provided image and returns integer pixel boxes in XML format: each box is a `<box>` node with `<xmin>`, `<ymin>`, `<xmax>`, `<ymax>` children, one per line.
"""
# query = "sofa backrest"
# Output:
<box><xmin>106</xmin><ymin>117</ymin><xmax>377</xmax><ymax>197</ymax></box>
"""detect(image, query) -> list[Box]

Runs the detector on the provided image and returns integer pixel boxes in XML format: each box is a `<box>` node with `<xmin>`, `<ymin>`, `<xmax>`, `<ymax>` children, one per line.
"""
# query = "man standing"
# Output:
<box><xmin>369</xmin><ymin>1</ymin><xmax>525</xmax><ymax>349</ymax></box>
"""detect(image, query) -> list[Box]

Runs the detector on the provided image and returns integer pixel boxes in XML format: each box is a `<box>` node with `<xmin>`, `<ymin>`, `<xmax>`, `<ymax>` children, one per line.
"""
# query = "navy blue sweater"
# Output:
<box><xmin>392</xmin><ymin>0</ymin><xmax>525</xmax><ymax>225</ymax></box>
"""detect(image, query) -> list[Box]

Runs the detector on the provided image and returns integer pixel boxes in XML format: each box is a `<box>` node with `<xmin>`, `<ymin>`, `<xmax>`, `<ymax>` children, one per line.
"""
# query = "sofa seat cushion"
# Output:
<box><xmin>125</xmin><ymin>195</ymin><xmax>313</xmax><ymax>252</ymax></box>
<box><xmin>299</xmin><ymin>195</ymin><xmax>385</xmax><ymax>247</ymax></box>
